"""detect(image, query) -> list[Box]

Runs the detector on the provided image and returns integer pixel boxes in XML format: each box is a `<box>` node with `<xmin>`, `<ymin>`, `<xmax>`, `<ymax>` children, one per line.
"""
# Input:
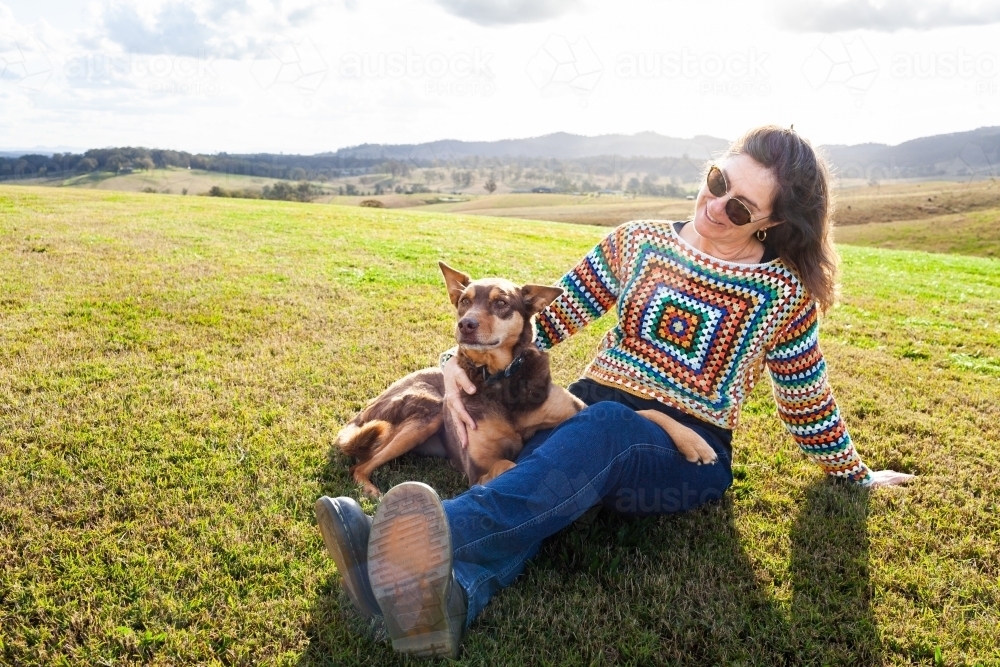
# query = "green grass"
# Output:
<box><xmin>1</xmin><ymin>186</ymin><xmax>998</xmax><ymax>666</ymax></box>
<box><xmin>836</xmin><ymin>208</ymin><xmax>1000</xmax><ymax>258</ymax></box>
<box><xmin>414</xmin><ymin>194</ymin><xmax>696</xmax><ymax>228</ymax></box>
<box><xmin>19</xmin><ymin>166</ymin><xmax>294</xmax><ymax>196</ymax></box>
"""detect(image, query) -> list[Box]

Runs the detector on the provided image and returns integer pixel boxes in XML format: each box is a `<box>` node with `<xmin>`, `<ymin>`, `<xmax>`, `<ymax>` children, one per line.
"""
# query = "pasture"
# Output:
<box><xmin>15</xmin><ymin>167</ymin><xmax>294</xmax><ymax>197</ymax></box>
<box><xmin>0</xmin><ymin>186</ymin><xmax>998</xmax><ymax>665</ymax></box>
<box><xmin>18</xmin><ymin>165</ymin><xmax>1000</xmax><ymax>230</ymax></box>
<box><xmin>835</xmin><ymin>207</ymin><xmax>1000</xmax><ymax>258</ymax></box>
<box><xmin>390</xmin><ymin>179</ymin><xmax>1000</xmax><ymax>230</ymax></box>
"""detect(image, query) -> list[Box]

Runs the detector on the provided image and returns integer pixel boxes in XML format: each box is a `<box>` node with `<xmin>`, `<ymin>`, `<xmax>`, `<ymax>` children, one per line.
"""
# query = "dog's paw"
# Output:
<box><xmin>350</xmin><ymin>465</ymin><xmax>383</xmax><ymax>498</ymax></box>
<box><xmin>477</xmin><ymin>460</ymin><xmax>516</xmax><ymax>485</ymax></box>
<box><xmin>682</xmin><ymin>443</ymin><xmax>718</xmax><ymax>465</ymax></box>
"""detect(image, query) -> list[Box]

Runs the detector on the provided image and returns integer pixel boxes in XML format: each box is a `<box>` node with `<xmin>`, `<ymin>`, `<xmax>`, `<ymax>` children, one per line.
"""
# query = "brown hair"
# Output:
<box><xmin>724</xmin><ymin>125</ymin><xmax>839</xmax><ymax>312</ymax></box>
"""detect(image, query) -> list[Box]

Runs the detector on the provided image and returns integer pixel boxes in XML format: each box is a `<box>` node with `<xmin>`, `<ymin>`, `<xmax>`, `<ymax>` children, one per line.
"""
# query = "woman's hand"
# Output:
<box><xmin>443</xmin><ymin>355</ymin><xmax>477</xmax><ymax>448</ymax></box>
<box><xmin>867</xmin><ymin>470</ymin><xmax>916</xmax><ymax>488</ymax></box>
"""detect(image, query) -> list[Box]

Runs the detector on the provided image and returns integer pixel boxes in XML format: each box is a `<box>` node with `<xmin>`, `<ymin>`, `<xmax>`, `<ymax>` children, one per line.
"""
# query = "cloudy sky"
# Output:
<box><xmin>1</xmin><ymin>0</ymin><xmax>998</xmax><ymax>154</ymax></box>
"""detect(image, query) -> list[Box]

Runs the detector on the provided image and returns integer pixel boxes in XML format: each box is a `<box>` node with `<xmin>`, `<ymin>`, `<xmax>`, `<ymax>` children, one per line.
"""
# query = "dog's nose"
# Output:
<box><xmin>458</xmin><ymin>318</ymin><xmax>479</xmax><ymax>334</ymax></box>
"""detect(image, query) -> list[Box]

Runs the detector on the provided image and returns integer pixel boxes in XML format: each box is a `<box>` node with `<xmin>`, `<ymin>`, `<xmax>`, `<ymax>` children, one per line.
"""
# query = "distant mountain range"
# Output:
<box><xmin>4</xmin><ymin>127</ymin><xmax>997</xmax><ymax>181</ymax></box>
<box><xmin>326</xmin><ymin>131</ymin><xmax>732</xmax><ymax>161</ymax></box>
<box><xmin>820</xmin><ymin>126</ymin><xmax>999</xmax><ymax>179</ymax></box>
<box><xmin>330</xmin><ymin>126</ymin><xmax>1000</xmax><ymax>179</ymax></box>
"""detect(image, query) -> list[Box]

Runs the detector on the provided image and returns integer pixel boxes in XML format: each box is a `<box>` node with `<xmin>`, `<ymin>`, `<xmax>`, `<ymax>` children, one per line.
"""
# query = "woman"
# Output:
<box><xmin>315</xmin><ymin>125</ymin><xmax>915</xmax><ymax>660</ymax></box>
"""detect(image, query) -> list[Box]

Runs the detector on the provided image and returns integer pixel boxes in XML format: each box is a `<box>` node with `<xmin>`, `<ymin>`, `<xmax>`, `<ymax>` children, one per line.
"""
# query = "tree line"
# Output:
<box><xmin>207</xmin><ymin>181</ymin><xmax>323</xmax><ymax>202</ymax></box>
<box><xmin>0</xmin><ymin>146</ymin><xmax>701</xmax><ymax>197</ymax></box>
<box><xmin>0</xmin><ymin>148</ymin><xmax>383</xmax><ymax>182</ymax></box>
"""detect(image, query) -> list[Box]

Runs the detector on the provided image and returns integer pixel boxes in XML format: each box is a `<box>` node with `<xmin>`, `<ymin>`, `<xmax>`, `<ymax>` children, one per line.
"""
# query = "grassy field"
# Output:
<box><xmin>831</xmin><ymin>180</ymin><xmax>1000</xmax><ymax>227</ymax></box>
<box><xmin>1</xmin><ymin>186</ymin><xmax>998</xmax><ymax>666</ymax></box>
<box><xmin>323</xmin><ymin>180</ymin><xmax>1000</xmax><ymax>229</ymax></box>
<box><xmin>411</xmin><ymin>193</ymin><xmax>696</xmax><ymax>228</ymax></box>
<box><xmin>835</xmin><ymin>207</ymin><xmax>1000</xmax><ymax>258</ymax></box>
<box><xmin>19</xmin><ymin>166</ymin><xmax>999</xmax><ymax>230</ymax></box>
<box><xmin>385</xmin><ymin>180</ymin><xmax>1000</xmax><ymax>229</ymax></box>
<box><xmin>19</xmin><ymin>169</ymin><xmax>701</xmax><ymax>227</ymax></box>
<box><xmin>16</xmin><ymin>167</ymin><xmax>297</xmax><ymax>196</ymax></box>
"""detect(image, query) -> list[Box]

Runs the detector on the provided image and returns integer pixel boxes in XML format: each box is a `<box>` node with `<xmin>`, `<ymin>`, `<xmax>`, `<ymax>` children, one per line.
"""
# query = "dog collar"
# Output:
<box><xmin>480</xmin><ymin>355</ymin><xmax>524</xmax><ymax>385</ymax></box>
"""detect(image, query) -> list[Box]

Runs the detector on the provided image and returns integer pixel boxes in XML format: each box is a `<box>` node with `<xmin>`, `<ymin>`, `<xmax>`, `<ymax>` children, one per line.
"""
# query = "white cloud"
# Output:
<box><xmin>96</xmin><ymin>0</ymin><xmax>333</xmax><ymax>58</ymax></box>
<box><xmin>778</xmin><ymin>0</ymin><xmax>1000</xmax><ymax>32</ymax></box>
<box><xmin>432</xmin><ymin>0</ymin><xmax>582</xmax><ymax>26</ymax></box>
<box><xmin>103</xmin><ymin>2</ymin><xmax>213</xmax><ymax>56</ymax></box>
<box><xmin>287</xmin><ymin>5</ymin><xmax>321</xmax><ymax>26</ymax></box>
<box><xmin>1</xmin><ymin>0</ymin><xmax>999</xmax><ymax>154</ymax></box>
<box><xmin>205</xmin><ymin>0</ymin><xmax>250</xmax><ymax>22</ymax></box>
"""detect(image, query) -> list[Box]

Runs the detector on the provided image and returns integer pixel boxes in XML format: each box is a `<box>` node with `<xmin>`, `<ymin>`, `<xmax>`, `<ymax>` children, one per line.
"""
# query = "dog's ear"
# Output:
<box><xmin>439</xmin><ymin>261</ymin><xmax>472</xmax><ymax>307</ymax></box>
<box><xmin>520</xmin><ymin>284</ymin><xmax>563</xmax><ymax>315</ymax></box>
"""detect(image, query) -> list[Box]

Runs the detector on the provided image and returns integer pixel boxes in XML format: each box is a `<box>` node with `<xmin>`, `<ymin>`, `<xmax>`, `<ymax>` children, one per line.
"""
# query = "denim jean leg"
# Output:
<box><xmin>442</xmin><ymin>401</ymin><xmax>733</xmax><ymax>625</ymax></box>
<box><xmin>517</xmin><ymin>427</ymin><xmax>555</xmax><ymax>460</ymax></box>
<box><xmin>445</xmin><ymin>425</ymin><xmax>553</xmax><ymax>626</ymax></box>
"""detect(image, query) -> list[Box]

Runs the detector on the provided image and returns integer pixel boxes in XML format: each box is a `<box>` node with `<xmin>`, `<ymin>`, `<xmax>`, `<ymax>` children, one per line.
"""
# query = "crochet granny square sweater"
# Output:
<box><xmin>534</xmin><ymin>220</ymin><xmax>872</xmax><ymax>485</ymax></box>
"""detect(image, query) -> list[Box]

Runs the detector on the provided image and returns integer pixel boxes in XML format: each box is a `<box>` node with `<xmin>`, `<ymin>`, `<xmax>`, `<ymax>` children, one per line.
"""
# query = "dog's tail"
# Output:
<box><xmin>336</xmin><ymin>420</ymin><xmax>391</xmax><ymax>459</ymax></box>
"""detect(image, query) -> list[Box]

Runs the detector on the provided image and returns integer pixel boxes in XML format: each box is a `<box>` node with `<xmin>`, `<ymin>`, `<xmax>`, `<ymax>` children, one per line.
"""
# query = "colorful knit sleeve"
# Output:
<box><xmin>439</xmin><ymin>346</ymin><xmax>458</xmax><ymax>368</ymax></box>
<box><xmin>765</xmin><ymin>299</ymin><xmax>873</xmax><ymax>485</ymax></box>
<box><xmin>533</xmin><ymin>224</ymin><xmax>626</xmax><ymax>351</ymax></box>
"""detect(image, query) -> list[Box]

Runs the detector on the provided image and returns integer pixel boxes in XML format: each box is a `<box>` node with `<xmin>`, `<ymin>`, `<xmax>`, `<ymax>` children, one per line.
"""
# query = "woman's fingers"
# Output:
<box><xmin>868</xmin><ymin>469</ymin><xmax>917</xmax><ymax>488</ymax></box>
<box><xmin>455</xmin><ymin>412</ymin><xmax>469</xmax><ymax>449</ymax></box>
<box><xmin>452</xmin><ymin>414</ymin><xmax>469</xmax><ymax>450</ymax></box>
<box><xmin>443</xmin><ymin>357</ymin><xmax>477</xmax><ymax>449</ymax></box>
<box><xmin>447</xmin><ymin>392</ymin><xmax>477</xmax><ymax>448</ymax></box>
<box><xmin>456</xmin><ymin>369</ymin><xmax>477</xmax><ymax>396</ymax></box>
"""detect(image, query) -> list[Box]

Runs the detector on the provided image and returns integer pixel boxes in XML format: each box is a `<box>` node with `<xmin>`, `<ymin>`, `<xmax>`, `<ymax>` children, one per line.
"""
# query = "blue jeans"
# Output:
<box><xmin>441</xmin><ymin>401</ymin><xmax>734</xmax><ymax>626</ymax></box>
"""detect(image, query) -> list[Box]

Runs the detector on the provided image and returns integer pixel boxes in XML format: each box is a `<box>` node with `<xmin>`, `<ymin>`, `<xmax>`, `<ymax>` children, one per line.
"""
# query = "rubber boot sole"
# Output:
<box><xmin>367</xmin><ymin>482</ymin><xmax>462</xmax><ymax>659</ymax></box>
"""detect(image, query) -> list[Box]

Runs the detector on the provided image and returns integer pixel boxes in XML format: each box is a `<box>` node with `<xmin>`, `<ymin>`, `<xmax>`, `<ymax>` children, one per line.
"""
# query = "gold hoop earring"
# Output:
<box><xmin>756</xmin><ymin>228</ymin><xmax>767</xmax><ymax>242</ymax></box>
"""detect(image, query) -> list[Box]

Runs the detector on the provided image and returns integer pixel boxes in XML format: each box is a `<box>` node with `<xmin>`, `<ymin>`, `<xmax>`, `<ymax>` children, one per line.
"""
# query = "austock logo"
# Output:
<box><xmin>339</xmin><ymin>47</ymin><xmax>496</xmax><ymax>97</ymax></box>
<box><xmin>64</xmin><ymin>52</ymin><xmax>221</xmax><ymax>97</ymax></box>
<box><xmin>0</xmin><ymin>33</ymin><xmax>53</xmax><ymax>92</ymax></box>
<box><xmin>801</xmin><ymin>35</ymin><xmax>879</xmax><ymax>95</ymax></box>
<box><xmin>889</xmin><ymin>48</ymin><xmax>998</xmax><ymax>80</ymax></box>
<box><xmin>340</xmin><ymin>48</ymin><xmax>494</xmax><ymax>79</ymax></box>
<box><xmin>952</xmin><ymin>142</ymin><xmax>998</xmax><ymax>183</ymax></box>
<box><xmin>526</xmin><ymin>34</ymin><xmax>603</xmax><ymax>101</ymax></box>
<box><xmin>251</xmin><ymin>35</ymin><xmax>328</xmax><ymax>94</ymax></box>
<box><xmin>835</xmin><ymin>141</ymin><xmax>997</xmax><ymax>186</ymax></box>
<box><xmin>526</xmin><ymin>469</ymin><xmax>600</xmax><ymax>519</ymax></box>
<box><xmin>615</xmin><ymin>47</ymin><xmax>771</xmax><ymax>98</ymax></box>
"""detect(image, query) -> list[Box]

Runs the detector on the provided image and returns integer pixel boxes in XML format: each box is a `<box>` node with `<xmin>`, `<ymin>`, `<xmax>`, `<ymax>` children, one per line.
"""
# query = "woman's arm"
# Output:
<box><xmin>765</xmin><ymin>299</ymin><xmax>875</xmax><ymax>485</ymax></box>
<box><xmin>532</xmin><ymin>223</ymin><xmax>625</xmax><ymax>350</ymax></box>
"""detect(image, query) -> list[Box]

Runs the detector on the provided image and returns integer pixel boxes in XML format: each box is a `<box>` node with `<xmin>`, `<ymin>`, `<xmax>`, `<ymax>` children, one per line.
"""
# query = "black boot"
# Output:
<box><xmin>367</xmin><ymin>482</ymin><xmax>467</xmax><ymax>660</ymax></box>
<box><xmin>315</xmin><ymin>496</ymin><xmax>382</xmax><ymax>620</ymax></box>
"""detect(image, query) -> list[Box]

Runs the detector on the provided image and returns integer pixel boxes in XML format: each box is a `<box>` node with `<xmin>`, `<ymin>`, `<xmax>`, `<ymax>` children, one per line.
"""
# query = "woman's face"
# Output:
<box><xmin>693</xmin><ymin>153</ymin><xmax>778</xmax><ymax>245</ymax></box>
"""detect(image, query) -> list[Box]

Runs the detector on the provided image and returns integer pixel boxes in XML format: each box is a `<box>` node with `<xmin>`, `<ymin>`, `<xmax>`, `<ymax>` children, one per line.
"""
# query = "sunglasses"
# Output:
<box><xmin>706</xmin><ymin>165</ymin><xmax>771</xmax><ymax>226</ymax></box>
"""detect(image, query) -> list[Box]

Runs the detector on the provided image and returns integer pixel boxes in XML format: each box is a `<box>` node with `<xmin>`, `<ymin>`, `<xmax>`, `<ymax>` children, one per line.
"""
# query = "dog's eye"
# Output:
<box><xmin>459</xmin><ymin>297</ymin><xmax>470</xmax><ymax>307</ymax></box>
<box><xmin>495</xmin><ymin>299</ymin><xmax>508</xmax><ymax>308</ymax></box>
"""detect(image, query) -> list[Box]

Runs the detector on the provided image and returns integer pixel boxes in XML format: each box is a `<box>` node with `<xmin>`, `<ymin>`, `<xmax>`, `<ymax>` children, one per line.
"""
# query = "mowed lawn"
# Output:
<box><xmin>1</xmin><ymin>186</ymin><xmax>998</xmax><ymax>666</ymax></box>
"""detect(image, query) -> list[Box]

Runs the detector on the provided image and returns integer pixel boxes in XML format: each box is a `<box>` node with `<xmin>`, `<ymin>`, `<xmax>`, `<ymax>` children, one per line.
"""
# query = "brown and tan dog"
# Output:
<box><xmin>336</xmin><ymin>262</ymin><xmax>587</xmax><ymax>497</ymax></box>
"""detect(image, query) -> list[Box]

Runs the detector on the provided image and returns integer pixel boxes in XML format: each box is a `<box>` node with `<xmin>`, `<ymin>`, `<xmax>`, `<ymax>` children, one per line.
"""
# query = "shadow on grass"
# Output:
<box><xmin>299</xmin><ymin>451</ymin><xmax>880</xmax><ymax>666</ymax></box>
<box><xmin>787</xmin><ymin>482</ymin><xmax>882</xmax><ymax>666</ymax></box>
